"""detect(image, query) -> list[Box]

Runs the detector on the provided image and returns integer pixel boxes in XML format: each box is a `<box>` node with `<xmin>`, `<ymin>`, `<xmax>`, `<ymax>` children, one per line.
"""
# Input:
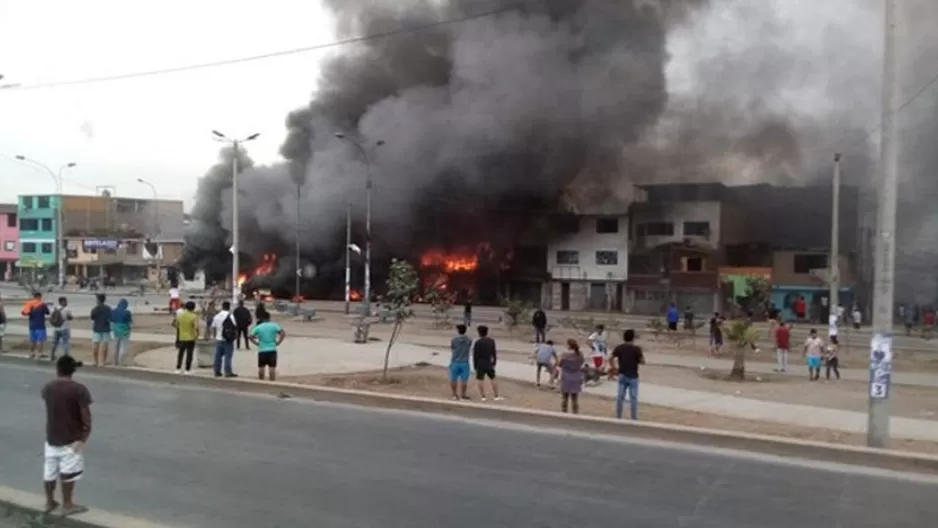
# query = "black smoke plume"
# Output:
<box><xmin>179</xmin><ymin>0</ymin><xmax>938</xmax><ymax>301</ymax></box>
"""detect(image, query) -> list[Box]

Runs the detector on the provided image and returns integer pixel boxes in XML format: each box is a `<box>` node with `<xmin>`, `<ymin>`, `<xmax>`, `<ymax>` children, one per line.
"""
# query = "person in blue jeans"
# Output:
<box><xmin>449</xmin><ymin>324</ymin><xmax>472</xmax><ymax>400</ymax></box>
<box><xmin>49</xmin><ymin>297</ymin><xmax>74</xmax><ymax>361</ymax></box>
<box><xmin>610</xmin><ymin>329</ymin><xmax>645</xmax><ymax>420</ymax></box>
<box><xmin>211</xmin><ymin>301</ymin><xmax>238</xmax><ymax>378</ymax></box>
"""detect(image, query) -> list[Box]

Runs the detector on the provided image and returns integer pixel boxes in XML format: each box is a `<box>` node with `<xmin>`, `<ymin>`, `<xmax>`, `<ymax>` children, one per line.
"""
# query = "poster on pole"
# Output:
<box><xmin>869</xmin><ymin>333</ymin><xmax>892</xmax><ymax>400</ymax></box>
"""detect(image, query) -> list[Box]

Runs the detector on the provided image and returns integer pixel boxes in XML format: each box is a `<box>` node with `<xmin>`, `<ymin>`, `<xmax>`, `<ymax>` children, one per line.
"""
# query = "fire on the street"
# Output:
<box><xmin>349</xmin><ymin>289</ymin><xmax>362</xmax><ymax>301</ymax></box>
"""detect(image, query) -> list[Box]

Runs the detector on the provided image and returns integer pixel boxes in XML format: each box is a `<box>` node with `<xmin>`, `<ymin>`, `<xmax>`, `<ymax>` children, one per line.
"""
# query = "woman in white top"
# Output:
<box><xmin>587</xmin><ymin>324</ymin><xmax>608</xmax><ymax>370</ymax></box>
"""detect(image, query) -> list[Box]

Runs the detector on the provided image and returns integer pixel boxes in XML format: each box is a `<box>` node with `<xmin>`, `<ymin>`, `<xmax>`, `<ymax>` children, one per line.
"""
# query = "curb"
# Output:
<box><xmin>0</xmin><ymin>485</ymin><xmax>175</xmax><ymax>528</ymax></box>
<box><xmin>3</xmin><ymin>355</ymin><xmax>938</xmax><ymax>476</ymax></box>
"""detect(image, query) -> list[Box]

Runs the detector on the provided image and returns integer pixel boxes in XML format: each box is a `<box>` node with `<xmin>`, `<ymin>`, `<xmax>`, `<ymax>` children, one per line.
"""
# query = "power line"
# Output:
<box><xmin>1</xmin><ymin>2</ymin><xmax>526</xmax><ymax>91</ymax></box>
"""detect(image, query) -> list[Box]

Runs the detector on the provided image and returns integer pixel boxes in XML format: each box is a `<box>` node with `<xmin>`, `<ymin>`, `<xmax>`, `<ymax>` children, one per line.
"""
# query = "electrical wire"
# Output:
<box><xmin>1</xmin><ymin>1</ymin><xmax>527</xmax><ymax>91</ymax></box>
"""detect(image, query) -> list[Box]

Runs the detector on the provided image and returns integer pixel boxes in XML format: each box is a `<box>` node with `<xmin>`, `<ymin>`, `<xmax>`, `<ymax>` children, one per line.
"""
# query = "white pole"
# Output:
<box><xmin>55</xmin><ymin>169</ymin><xmax>65</xmax><ymax>289</ymax></box>
<box><xmin>364</xmin><ymin>158</ymin><xmax>372</xmax><ymax>316</ymax></box>
<box><xmin>344</xmin><ymin>200</ymin><xmax>352</xmax><ymax>315</ymax></box>
<box><xmin>295</xmin><ymin>183</ymin><xmax>301</xmax><ymax>307</ymax></box>
<box><xmin>231</xmin><ymin>142</ymin><xmax>240</xmax><ymax>306</ymax></box>
<box><xmin>868</xmin><ymin>0</ymin><xmax>899</xmax><ymax>448</ymax></box>
<box><xmin>829</xmin><ymin>153</ymin><xmax>842</xmax><ymax>326</ymax></box>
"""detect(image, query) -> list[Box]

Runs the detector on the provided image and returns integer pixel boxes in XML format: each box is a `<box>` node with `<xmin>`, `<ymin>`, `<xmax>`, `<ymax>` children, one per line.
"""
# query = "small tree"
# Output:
<box><xmin>726</xmin><ymin>319</ymin><xmax>760</xmax><ymax>380</ymax></box>
<box><xmin>501</xmin><ymin>298</ymin><xmax>531</xmax><ymax>335</ymax></box>
<box><xmin>424</xmin><ymin>279</ymin><xmax>455</xmax><ymax>328</ymax></box>
<box><xmin>646</xmin><ymin>318</ymin><xmax>665</xmax><ymax>340</ymax></box>
<box><xmin>735</xmin><ymin>277</ymin><xmax>772</xmax><ymax>319</ymax></box>
<box><xmin>379</xmin><ymin>259</ymin><xmax>420</xmax><ymax>380</ymax></box>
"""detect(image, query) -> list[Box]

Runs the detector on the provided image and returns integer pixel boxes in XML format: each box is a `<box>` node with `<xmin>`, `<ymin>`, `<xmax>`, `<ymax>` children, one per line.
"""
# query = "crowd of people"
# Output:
<box><xmin>449</xmin><ymin>321</ymin><xmax>646</xmax><ymax>420</ymax></box>
<box><xmin>17</xmin><ymin>292</ymin><xmax>135</xmax><ymax>367</ymax></box>
<box><xmin>170</xmin><ymin>298</ymin><xmax>285</xmax><ymax>381</ymax></box>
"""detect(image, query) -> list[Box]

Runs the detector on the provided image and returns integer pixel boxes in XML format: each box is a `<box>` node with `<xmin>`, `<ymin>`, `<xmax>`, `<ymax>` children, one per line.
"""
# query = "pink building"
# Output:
<box><xmin>0</xmin><ymin>204</ymin><xmax>18</xmax><ymax>280</ymax></box>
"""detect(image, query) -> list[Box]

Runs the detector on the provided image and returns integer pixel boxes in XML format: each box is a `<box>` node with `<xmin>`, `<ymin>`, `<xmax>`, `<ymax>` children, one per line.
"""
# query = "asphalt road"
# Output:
<box><xmin>2</xmin><ymin>363</ymin><xmax>937</xmax><ymax>528</ymax></box>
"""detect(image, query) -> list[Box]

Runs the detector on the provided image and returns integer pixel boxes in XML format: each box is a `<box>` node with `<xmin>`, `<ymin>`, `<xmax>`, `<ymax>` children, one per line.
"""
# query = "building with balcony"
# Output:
<box><xmin>0</xmin><ymin>204</ymin><xmax>18</xmax><ymax>279</ymax></box>
<box><xmin>16</xmin><ymin>193</ymin><xmax>186</xmax><ymax>284</ymax></box>
<box><xmin>626</xmin><ymin>184</ymin><xmax>745</xmax><ymax>315</ymax></box>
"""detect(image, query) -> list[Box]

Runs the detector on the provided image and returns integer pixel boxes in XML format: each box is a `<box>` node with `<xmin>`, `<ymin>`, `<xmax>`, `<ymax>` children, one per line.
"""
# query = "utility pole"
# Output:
<box><xmin>211</xmin><ymin>130</ymin><xmax>260</xmax><ymax>306</ymax></box>
<box><xmin>295</xmin><ymin>183</ymin><xmax>302</xmax><ymax>307</ymax></box>
<box><xmin>344</xmin><ymin>200</ymin><xmax>352</xmax><ymax>315</ymax></box>
<box><xmin>231</xmin><ymin>144</ymin><xmax>240</xmax><ymax>306</ymax></box>
<box><xmin>868</xmin><ymin>0</ymin><xmax>899</xmax><ymax>448</ymax></box>
<box><xmin>334</xmin><ymin>134</ymin><xmax>384</xmax><ymax>317</ymax></box>
<box><xmin>829</xmin><ymin>153</ymin><xmax>842</xmax><ymax>326</ymax></box>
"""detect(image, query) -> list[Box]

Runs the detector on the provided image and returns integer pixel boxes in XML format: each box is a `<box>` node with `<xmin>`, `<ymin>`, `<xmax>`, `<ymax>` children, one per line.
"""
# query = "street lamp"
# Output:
<box><xmin>14</xmin><ymin>156</ymin><xmax>76</xmax><ymax>288</ymax></box>
<box><xmin>211</xmin><ymin>130</ymin><xmax>261</xmax><ymax>305</ymax></box>
<box><xmin>335</xmin><ymin>133</ymin><xmax>385</xmax><ymax>316</ymax></box>
<box><xmin>137</xmin><ymin>178</ymin><xmax>162</xmax><ymax>288</ymax></box>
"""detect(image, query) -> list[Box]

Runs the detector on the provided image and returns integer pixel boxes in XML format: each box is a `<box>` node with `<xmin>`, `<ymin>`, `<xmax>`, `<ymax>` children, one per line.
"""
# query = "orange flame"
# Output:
<box><xmin>237</xmin><ymin>253</ymin><xmax>278</xmax><ymax>287</ymax></box>
<box><xmin>349</xmin><ymin>289</ymin><xmax>362</xmax><ymax>301</ymax></box>
<box><xmin>419</xmin><ymin>249</ymin><xmax>479</xmax><ymax>272</ymax></box>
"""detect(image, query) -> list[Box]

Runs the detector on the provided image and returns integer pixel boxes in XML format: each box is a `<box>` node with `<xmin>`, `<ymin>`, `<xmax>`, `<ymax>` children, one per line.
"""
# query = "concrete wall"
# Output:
<box><xmin>548</xmin><ymin>280</ymin><xmax>624</xmax><ymax>312</ymax></box>
<box><xmin>772</xmin><ymin>250</ymin><xmax>854</xmax><ymax>287</ymax></box>
<box><xmin>631</xmin><ymin>201</ymin><xmax>723</xmax><ymax>249</ymax></box>
<box><xmin>547</xmin><ymin>215</ymin><xmax>628</xmax><ymax>282</ymax></box>
<box><xmin>62</xmin><ymin>196</ymin><xmax>185</xmax><ymax>241</ymax></box>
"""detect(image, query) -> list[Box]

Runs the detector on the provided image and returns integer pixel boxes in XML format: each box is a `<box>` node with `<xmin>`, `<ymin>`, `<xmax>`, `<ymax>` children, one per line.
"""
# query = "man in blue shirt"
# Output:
<box><xmin>23</xmin><ymin>293</ymin><xmax>50</xmax><ymax>359</ymax></box>
<box><xmin>249</xmin><ymin>311</ymin><xmax>285</xmax><ymax>381</ymax></box>
<box><xmin>449</xmin><ymin>324</ymin><xmax>472</xmax><ymax>401</ymax></box>
<box><xmin>666</xmin><ymin>303</ymin><xmax>680</xmax><ymax>333</ymax></box>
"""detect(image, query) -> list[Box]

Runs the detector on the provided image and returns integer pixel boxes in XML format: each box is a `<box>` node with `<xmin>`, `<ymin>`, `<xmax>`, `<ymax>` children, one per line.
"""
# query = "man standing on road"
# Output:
<box><xmin>49</xmin><ymin>297</ymin><xmax>74</xmax><ymax>361</ymax></box>
<box><xmin>463</xmin><ymin>298</ymin><xmax>472</xmax><ymax>327</ymax></box>
<box><xmin>0</xmin><ymin>295</ymin><xmax>6</xmax><ymax>353</ymax></box>
<box><xmin>233</xmin><ymin>299</ymin><xmax>253</xmax><ymax>350</ymax></box>
<box><xmin>774</xmin><ymin>321</ymin><xmax>791</xmax><ymax>372</ymax></box>
<box><xmin>449</xmin><ymin>324</ymin><xmax>472</xmax><ymax>400</ymax></box>
<box><xmin>666</xmin><ymin>303</ymin><xmax>680</xmax><ymax>333</ymax></box>
<box><xmin>709</xmin><ymin>312</ymin><xmax>724</xmax><ymax>356</ymax></box>
<box><xmin>532</xmin><ymin>308</ymin><xmax>547</xmax><ymax>344</ymax></box>
<box><xmin>534</xmin><ymin>339</ymin><xmax>558</xmax><ymax>388</ymax></box>
<box><xmin>89</xmin><ymin>294</ymin><xmax>112</xmax><ymax>367</ymax></box>
<box><xmin>803</xmin><ymin>328</ymin><xmax>825</xmax><ymax>381</ymax></box>
<box><xmin>212</xmin><ymin>301</ymin><xmax>239</xmax><ymax>378</ymax></box>
<box><xmin>110</xmin><ymin>299</ymin><xmax>134</xmax><ymax>366</ymax></box>
<box><xmin>23</xmin><ymin>292</ymin><xmax>50</xmax><ymax>360</ymax></box>
<box><xmin>174</xmin><ymin>301</ymin><xmax>199</xmax><ymax>374</ymax></box>
<box><xmin>472</xmin><ymin>325</ymin><xmax>501</xmax><ymax>401</ymax></box>
<box><xmin>610</xmin><ymin>329</ymin><xmax>644</xmax><ymax>420</ymax></box>
<box><xmin>41</xmin><ymin>355</ymin><xmax>92</xmax><ymax>516</ymax></box>
<box><xmin>250</xmin><ymin>311</ymin><xmax>285</xmax><ymax>381</ymax></box>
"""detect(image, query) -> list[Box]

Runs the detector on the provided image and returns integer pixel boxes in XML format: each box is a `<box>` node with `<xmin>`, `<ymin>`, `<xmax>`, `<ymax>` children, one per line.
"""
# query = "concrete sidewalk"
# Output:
<box><xmin>6</xmin><ymin>325</ymin><xmax>938</xmax><ymax>442</ymax></box>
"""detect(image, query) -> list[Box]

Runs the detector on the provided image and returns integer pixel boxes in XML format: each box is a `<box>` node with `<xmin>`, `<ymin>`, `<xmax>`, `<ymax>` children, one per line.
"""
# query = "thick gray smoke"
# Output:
<box><xmin>182</xmin><ymin>0</ymin><xmax>938</xmax><ymax>301</ymax></box>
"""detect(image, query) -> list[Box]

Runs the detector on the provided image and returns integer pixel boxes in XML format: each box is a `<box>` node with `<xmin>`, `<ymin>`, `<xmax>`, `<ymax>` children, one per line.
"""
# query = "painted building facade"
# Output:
<box><xmin>0</xmin><ymin>204</ymin><xmax>18</xmax><ymax>279</ymax></box>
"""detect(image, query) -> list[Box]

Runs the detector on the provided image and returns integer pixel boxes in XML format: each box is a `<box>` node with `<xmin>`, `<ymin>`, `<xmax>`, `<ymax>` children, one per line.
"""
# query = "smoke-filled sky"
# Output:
<box><xmin>3</xmin><ymin>0</ymin><xmax>936</xmax><ymax>297</ymax></box>
<box><xmin>187</xmin><ymin>0</ymin><xmax>936</xmax><ymax>260</ymax></box>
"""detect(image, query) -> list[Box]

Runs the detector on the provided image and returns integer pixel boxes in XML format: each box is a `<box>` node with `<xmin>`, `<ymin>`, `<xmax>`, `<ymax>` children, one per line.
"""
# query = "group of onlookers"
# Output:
<box><xmin>171</xmin><ymin>298</ymin><xmax>285</xmax><ymax>380</ymax></box>
<box><xmin>450</xmin><ymin>321</ymin><xmax>646</xmax><ymax>420</ymax></box>
<box><xmin>17</xmin><ymin>292</ymin><xmax>134</xmax><ymax>367</ymax></box>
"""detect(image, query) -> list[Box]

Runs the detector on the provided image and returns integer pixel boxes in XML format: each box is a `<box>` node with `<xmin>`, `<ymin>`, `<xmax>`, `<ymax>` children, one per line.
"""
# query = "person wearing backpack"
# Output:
<box><xmin>110</xmin><ymin>299</ymin><xmax>134</xmax><ymax>366</ymax></box>
<box><xmin>49</xmin><ymin>297</ymin><xmax>73</xmax><ymax>361</ymax></box>
<box><xmin>211</xmin><ymin>301</ymin><xmax>238</xmax><ymax>378</ymax></box>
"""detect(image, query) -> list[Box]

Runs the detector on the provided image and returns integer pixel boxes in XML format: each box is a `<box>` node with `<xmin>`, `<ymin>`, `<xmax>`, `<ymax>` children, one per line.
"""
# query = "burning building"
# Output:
<box><xmin>177</xmin><ymin>0</ymin><xmax>938</xmax><ymax>305</ymax></box>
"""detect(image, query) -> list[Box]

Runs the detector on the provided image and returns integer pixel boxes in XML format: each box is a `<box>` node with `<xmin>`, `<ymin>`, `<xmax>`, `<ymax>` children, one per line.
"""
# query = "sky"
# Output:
<box><xmin>0</xmin><ymin>0</ymin><xmax>334</xmax><ymax>207</ymax></box>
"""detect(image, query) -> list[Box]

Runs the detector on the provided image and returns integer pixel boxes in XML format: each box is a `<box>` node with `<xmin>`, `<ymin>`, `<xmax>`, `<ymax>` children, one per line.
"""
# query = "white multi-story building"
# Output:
<box><xmin>545</xmin><ymin>214</ymin><xmax>629</xmax><ymax>311</ymax></box>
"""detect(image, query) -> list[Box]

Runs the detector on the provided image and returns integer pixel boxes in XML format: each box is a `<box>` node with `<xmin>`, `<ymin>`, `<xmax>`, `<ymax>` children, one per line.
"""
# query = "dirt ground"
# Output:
<box><xmin>283</xmin><ymin>365</ymin><xmax>938</xmax><ymax>455</ymax></box>
<box><xmin>632</xmin><ymin>364</ymin><xmax>938</xmax><ymax>420</ymax></box>
<box><xmin>2</xmin><ymin>336</ymin><xmax>165</xmax><ymax>366</ymax></box>
<box><xmin>127</xmin><ymin>312</ymin><xmax>938</xmax><ymax>373</ymax></box>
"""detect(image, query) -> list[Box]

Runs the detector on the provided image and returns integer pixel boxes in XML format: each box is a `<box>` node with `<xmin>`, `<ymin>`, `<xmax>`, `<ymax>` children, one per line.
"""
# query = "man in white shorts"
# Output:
<box><xmin>41</xmin><ymin>355</ymin><xmax>92</xmax><ymax>516</ymax></box>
